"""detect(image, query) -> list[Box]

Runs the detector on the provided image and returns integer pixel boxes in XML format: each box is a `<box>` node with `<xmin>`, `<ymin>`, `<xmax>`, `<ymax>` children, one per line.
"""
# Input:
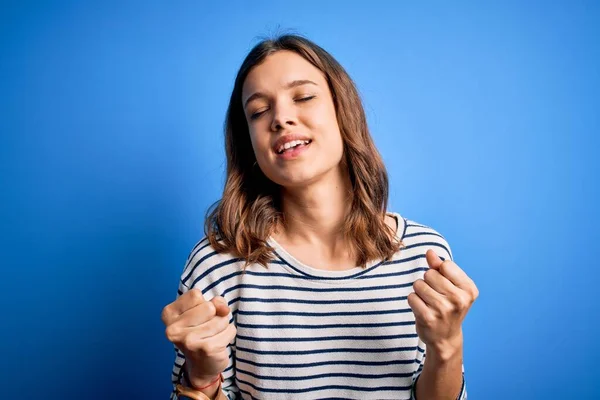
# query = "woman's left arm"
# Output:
<box><xmin>408</xmin><ymin>249</ymin><xmax>479</xmax><ymax>400</ymax></box>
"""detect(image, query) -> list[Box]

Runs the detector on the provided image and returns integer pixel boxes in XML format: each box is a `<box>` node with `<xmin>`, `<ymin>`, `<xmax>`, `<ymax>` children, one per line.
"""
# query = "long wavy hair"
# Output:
<box><xmin>204</xmin><ymin>34</ymin><xmax>402</xmax><ymax>268</ymax></box>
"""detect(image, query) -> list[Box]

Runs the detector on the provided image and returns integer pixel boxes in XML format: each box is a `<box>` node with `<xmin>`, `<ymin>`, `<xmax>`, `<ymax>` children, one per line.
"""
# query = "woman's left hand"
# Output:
<box><xmin>407</xmin><ymin>249</ymin><xmax>479</xmax><ymax>361</ymax></box>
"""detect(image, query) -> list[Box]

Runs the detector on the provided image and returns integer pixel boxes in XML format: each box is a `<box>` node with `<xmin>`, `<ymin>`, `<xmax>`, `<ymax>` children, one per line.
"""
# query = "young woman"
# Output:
<box><xmin>161</xmin><ymin>34</ymin><xmax>478</xmax><ymax>400</ymax></box>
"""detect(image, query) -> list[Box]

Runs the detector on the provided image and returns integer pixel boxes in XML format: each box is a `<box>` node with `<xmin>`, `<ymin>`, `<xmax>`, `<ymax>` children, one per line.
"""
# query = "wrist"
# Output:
<box><xmin>177</xmin><ymin>375</ymin><xmax>223</xmax><ymax>400</ymax></box>
<box><xmin>185</xmin><ymin>363</ymin><xmax>222</xmax><ymax>390</ymax></box>
<box><xmin>188</xmin><ymin>374</ymin><xmax>221</xmax><ymax>390</ymax></box>
<box><xmin>427</xmin><ymin>332</ymin><xmax>464</xmax><ymax>363</ymax></box>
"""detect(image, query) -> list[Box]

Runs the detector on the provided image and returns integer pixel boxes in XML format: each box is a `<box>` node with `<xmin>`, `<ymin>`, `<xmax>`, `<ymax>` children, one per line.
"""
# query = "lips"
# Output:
<box><xmin>272</xmin><ymin>134</ymin><xmax>312</xmax><ymax>154</ymax></box>
<box><xmin>276</xmin><ymin>139</ymin><xmax>312</xmax><ymax>154</ymax></box>
<box><xmin>276</xmin><ymin>139</ymin><xmax>312</xmax><ymax>160</ymax></box>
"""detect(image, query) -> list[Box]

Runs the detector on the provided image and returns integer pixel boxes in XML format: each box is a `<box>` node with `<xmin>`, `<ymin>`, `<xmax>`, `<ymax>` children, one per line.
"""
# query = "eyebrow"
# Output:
<box><xmin>243</xmin><ymin>79</ymin><xmax>318</xmax><ymax>109</ymax></box>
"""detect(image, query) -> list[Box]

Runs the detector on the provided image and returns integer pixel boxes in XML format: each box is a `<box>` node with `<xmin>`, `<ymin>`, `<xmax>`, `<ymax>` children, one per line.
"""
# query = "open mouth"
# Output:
<box><xmin>276</xmin><ymin>139</ymin><xmax>312</xmax><ymax>155</ymax></box>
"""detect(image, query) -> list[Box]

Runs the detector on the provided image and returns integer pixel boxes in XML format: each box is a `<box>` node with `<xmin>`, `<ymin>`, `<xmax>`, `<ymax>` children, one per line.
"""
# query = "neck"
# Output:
<box><xmin>274</xmin><ymin>166</ymin><xmax>352</xmax><ymax>252</ymax></box>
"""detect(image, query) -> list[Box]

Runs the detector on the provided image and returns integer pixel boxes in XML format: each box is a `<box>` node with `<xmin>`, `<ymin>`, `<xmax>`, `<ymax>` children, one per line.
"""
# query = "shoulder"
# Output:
<box><xmin>178</xmin><ymin>236</ymin><xmax>245</xmax><ymax>293</ymax></box>
<box><xmin>389</xmin><ymin>212</ymin><xmax>454</xmax><ymax>261</ymax></box>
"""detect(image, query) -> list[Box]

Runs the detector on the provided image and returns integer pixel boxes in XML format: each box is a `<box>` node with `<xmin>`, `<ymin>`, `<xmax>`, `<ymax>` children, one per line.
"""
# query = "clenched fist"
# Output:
<box><xmin>161</xmin><ymin>288</ymin><xmax>237</xmax><ymax>388</ymax></box>
<box><xmin>408</xmin><ymin>249</ymin><xmax>479</xmax><ymax>360</ymax></box>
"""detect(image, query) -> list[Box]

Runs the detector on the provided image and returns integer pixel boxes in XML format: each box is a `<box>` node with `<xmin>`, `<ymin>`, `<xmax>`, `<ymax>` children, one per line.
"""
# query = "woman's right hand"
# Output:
<box><xmin>161</xmin><ymin>288</ymin><xmax>237</xmax><ymax>387</ymax></box>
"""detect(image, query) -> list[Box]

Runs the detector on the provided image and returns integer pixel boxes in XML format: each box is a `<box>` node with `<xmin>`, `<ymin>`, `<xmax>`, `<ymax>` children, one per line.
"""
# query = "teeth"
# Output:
<box><xmin>277</xmin><ymin>139</ymin><xmax>310</xmax><ymax>154</ymax></box>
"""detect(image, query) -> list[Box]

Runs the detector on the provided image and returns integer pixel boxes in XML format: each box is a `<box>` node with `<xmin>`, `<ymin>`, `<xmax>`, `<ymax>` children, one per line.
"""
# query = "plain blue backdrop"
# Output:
<box><xmin>2</xmin><ymin>1</ymin><xmax>599</xmax><ymax>399</ymax></box>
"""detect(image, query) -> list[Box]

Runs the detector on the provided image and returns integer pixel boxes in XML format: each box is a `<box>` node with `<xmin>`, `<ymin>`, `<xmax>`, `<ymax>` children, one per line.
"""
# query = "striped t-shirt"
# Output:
<box><xmin>170</xmin><ymin>212</ymin><xmax>467</xmax><ymax>399</ymax></box>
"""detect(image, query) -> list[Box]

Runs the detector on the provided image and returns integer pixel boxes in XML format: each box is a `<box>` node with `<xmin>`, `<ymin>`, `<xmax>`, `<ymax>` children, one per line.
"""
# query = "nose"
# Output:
<box><xmin>270</xmin><ymin>100</ymin><xmax>298</xmax><ymax>132</ymax></box>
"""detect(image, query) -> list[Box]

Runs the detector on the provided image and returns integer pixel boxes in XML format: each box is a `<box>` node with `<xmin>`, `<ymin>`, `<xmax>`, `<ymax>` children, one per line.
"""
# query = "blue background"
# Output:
<box><xmin>2</xmin><ymin>1</ymin><xmax>599</xmax><ymax>399</ymax></box>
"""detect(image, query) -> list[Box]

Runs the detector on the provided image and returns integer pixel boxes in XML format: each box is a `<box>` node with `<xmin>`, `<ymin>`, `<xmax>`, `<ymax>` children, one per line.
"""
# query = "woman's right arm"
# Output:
<box><xmin>163</xmin><ymin>273</ymin><xmax>238</xmax><ymax>400</ymax></box>
<box><xmin>163</xmin><ymin>286</ymin><xmax>236</xmax><ymax>399</ymax></box>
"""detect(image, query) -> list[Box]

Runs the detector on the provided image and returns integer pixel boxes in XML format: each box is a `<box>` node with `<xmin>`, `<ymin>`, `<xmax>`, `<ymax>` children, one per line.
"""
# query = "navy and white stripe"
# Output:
<box><xmin>170</xmin><ymin>212</ymin><xmax>467</xmax><ymax>399</ymax></box>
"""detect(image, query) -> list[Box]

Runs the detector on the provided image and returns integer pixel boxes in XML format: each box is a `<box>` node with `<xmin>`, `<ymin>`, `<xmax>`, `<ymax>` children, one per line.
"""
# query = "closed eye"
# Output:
<box><xmin>250</xmin><ymin>108</ymin><xmax>268</xmax><ymax>120</ymax></box>
<box><xmin>249</xmin><ymin>96</ymin><xmax>315</xmax><ymax>120</ymax></box>
<box><xmin>295</xmin><ymin>95</ymin><xmax>315</xmax><ymax>103</ymax></box>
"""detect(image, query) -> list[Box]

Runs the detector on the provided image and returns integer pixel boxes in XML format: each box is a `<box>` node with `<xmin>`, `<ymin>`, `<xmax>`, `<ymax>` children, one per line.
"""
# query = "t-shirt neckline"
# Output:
<box><xmin>266</xmin><ymin>212</ymin><xmax>404</xmax><ymax>280</ymax></box>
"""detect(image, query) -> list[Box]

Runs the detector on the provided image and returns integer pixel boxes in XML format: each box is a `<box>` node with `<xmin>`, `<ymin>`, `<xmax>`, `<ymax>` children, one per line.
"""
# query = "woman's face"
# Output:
<box><xmin>242</xmin><ymin>50</ymin><xmax>344</xmax><ymax>188</ymax></box>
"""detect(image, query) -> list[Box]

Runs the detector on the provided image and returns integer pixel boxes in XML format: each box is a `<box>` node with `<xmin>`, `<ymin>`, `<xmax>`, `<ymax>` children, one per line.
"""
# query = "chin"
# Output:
<box><xmin>261</xmin><ymin>165</ymin><xmax>312</xmax><ymax>186</ymax></box>
<box><xmin>272</xmin><ymin>166</ymin><xmax>338</xmax><ymax>189</ymax></box>
<box><xmin>270</xmin><ymin>173</ymin><xmax>314</xmax><ymax>188</ymax></box>
<box><xmin>262</xmin><ymin>156</ymin><xmax>342</xmax><ymax>188</ymax></box>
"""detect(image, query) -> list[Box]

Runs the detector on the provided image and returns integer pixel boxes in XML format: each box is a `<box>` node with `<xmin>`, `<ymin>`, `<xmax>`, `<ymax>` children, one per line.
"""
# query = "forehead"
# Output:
<box><xmin>242</xmin><ymin>50</ymin><xmax>326</xmax><ymax>96</ymax></box>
